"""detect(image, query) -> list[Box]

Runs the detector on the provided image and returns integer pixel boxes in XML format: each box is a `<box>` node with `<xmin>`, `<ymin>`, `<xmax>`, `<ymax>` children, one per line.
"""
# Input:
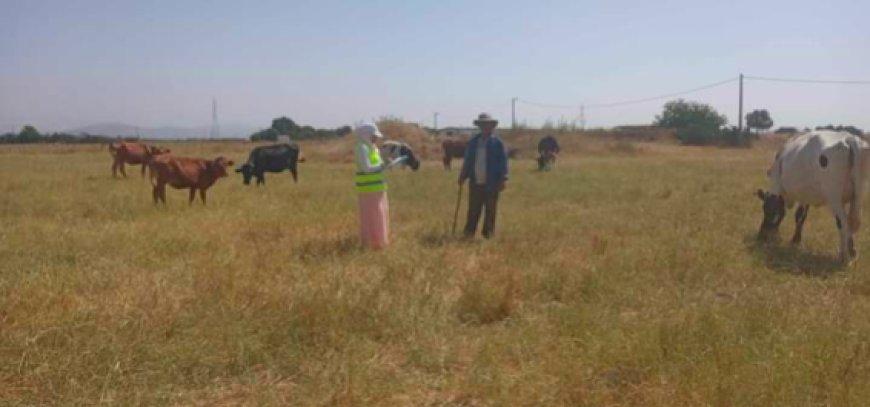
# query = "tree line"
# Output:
<box><xmin>0</xmin><ymin>125</ymin><xmax>121</xmax><ymax>144</ymax></box>
<box><xmin>3</xmin><ymin>112</ymin><xmax>863</xmax><ymax>146</ymax></box>
<box><xmin>653</xmin><ymin>99</ymin><xmax>862</xmax><ymax>147</ymax></box>
<box><xmin>249</xmin><ymin>117</ymin><xmax>352</xmax><ymax>141</ymax></box>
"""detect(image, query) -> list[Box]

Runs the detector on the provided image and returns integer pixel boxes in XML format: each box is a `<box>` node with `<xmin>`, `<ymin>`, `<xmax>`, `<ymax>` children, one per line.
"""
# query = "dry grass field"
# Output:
<box><xmin>2</xmin><ymin>134</ymin><xmax>870</xmax><ymax>406</ymax></box>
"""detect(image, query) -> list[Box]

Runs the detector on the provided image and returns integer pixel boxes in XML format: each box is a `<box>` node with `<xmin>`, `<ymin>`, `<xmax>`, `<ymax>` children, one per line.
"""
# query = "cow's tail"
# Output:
<box><xmin>846</xmin><ymin>136</ymin><xmax>866</xmax><ymax>231</ymax></box>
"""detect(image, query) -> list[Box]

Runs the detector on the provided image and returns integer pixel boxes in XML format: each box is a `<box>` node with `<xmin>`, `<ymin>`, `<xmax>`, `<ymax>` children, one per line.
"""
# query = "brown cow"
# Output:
<box><xmin>441</xmin><ymin>139</ymin><xmax>468</xmax><ymax>170</ymax></box>
<box><xmin>109</xmin><ymin>142</ymin><xmax>171</xmax><ymax>178</ymax></box>
<box><xmin>148</xmin><ymin>155</ymin><xmax>234</xmax><ymax>205</ymax></box>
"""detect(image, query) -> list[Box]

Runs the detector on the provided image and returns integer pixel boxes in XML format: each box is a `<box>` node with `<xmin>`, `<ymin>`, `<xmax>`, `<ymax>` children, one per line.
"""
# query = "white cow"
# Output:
<box><xmin>380</xmin><ymin>140</ymin><xmax>421</xmax><ymax>171</ymax></box>
<box><xmin>757</xmin><ymin>130</ymin><xmax>870</xmax><ymax>264</ymax></box>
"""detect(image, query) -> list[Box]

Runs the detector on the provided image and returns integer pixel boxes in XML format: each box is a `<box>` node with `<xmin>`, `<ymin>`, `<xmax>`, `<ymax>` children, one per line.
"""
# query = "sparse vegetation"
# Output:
<box><xmin>249</xmin><ymin>117</ymin><xmax>351</xmax><ymax>141</ymax></box>
<box><xmin>2</xmin><ymin>138</ymin><xmax>870</xmax><ymax>405</ymax></box>
<box><xmin>0</xmin><ymin>125</ymin><xmax>121</xmax><ymax>144</ymax></box>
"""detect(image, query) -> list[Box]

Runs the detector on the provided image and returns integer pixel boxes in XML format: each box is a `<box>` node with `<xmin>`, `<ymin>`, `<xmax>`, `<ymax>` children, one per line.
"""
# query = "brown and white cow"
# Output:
<box><xmin>108</xmin><ymin>142</ymin><xmax>171</xmax><ymax>178</ymax></box>
<box><xmin>148</xmin><ymin>155</ymin><xmax>234</xmax><ymax>205</ymax></box>
<box><xmin>441</xmin><ymin>139</ymin><xmax>468</xmax><ymax>170</ymax></box>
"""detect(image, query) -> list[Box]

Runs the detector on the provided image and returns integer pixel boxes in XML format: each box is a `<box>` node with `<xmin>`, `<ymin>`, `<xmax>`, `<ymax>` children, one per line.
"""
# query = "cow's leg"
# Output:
<box><xmin>119</xmin><ymin>162</ymin><xmax>127</xmax><ymax>178</ymax></box>
<box><xmin>847</xmin><ymin>202</ymin><xmax>859</xmax><ymax>260</ymax></box>
<box><xmin>140</xmin><ymin>163</ymin><xmax>146</xmax><ymax>177</ymax></box>
<box><xmin>199</xmin><ymin>188</ymin><xmax>207</xmax><ymax>205</ymax></box>
<box><xmin>256</xmin><ymin>172</ymin><xmax>265</xmax><ymax>186</ymax></box>
<box><xmin>153</xmin><ymin>182</ymin><xmax>166</xmax><ymax>205</ymax></box>
<box><xmin>830</xmin><ymin>203</ymin><xmax>853</xmax><ymax>264</ymax></box>
<box><xmin>289</xmin><ymin>166</ymin><xmax>298</xmax><ymax>183</ymax></box>
<box><xmin>188</xmin><ymin>188</ymin><xmax>196</xmax><ymax>205</ymax></box>
<box><xmin>791</xmin><ymin>205</ymin><xmax>809</xmax><ymax>245</ymax></box>
<box><xmin>112</xmin><ymin>159</ymin><xmax>118</xmax><ymax>178</ymax></box>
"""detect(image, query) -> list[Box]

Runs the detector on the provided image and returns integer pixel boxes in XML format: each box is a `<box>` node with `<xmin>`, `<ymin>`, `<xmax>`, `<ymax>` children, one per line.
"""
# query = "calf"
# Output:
<box><xmin>537</xmin><ymin>135</ymin><xmax>560</xmax><ymax>171</ymax></box>
<box><xmin>442</xmin><ymin>139</ymin><xmax>468</xmax><ymax>170</ymax></box>
<box><xmin>380</xmin><ymin>140</ymin><xmax>421</xmax><ymax>171</ymax></box>
<box><xmin>756</xmin><ymin>131</ymin><xmax>870</xmax><ymax>264</ymax></box>
<box><xmin>149</xmin><ymin>155</ymin><xmax>234</xmax><ymax>205</ymax></box>
<box><xmin>235</xmin><ymin>143</ymin><xmax>302</xmax><ymax>186</ymax></box>
<box><xmin>109</xmin><ymin>142</ymin><xmax>170</xmax><ymax>178</ymax></box>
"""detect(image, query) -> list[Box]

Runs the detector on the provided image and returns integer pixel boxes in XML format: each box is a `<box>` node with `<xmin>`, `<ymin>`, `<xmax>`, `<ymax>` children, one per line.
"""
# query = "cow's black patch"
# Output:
<box><xmin>819</xmin><ymin>154</ymin><xmax>829</xmax><ymax>168</ymax></box>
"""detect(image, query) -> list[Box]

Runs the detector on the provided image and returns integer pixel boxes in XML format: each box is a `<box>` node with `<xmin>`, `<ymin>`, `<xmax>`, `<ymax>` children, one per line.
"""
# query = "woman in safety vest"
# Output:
<box><xmin>354</xmin><ymin>122</ymin><xmax>397</xmax><ymax>249</ymax></box>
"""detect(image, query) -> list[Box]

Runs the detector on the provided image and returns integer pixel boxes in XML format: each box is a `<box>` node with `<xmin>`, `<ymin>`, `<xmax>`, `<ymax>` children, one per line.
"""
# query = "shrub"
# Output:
<box><xmin>675</xmin><ymin>124</ymin><xmax>719</xmax><ymax>146</ymax></box>
<box><xmin>719</xmin><ymin>126</ymin><xmax>756</xmax><ymax>147</ymax></box>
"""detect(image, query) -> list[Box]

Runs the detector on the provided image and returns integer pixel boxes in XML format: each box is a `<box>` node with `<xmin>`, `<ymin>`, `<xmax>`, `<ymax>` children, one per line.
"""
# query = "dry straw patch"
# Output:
<box><xmin>2</xmin><ymin>135</ymin><xmax>870</xmax><ymax>406</ymax></box>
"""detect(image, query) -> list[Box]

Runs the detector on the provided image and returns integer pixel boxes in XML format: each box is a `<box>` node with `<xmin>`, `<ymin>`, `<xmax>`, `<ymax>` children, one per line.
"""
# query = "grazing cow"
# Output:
<box><xmin>442</xmin><ymin>139</ymin><xmax>468</xmax><ymax>170</ymax></box>
<box><xmin>380</xmin><ymin>140</ymin><xmax>421</xmax><ymax>171</ymax></box>
<box><xmin>537</xmin><ymin>135</ymin><xmax>560</xmax><ymax>171</ymax></box>
<box><xmin>108</xmin><ymin>142</ymin><xmax>170</xmax><ymax>178</ymax></box>
<box><xmin>756</xmin><ymin>130</ymin><xmax>870</xmax><ymax>264</ymax></box>
<box><xmin>236</xmin><ymin>143</ymin><xmax>302</xmax><ymax>185</ymax></box>
<box><xmin>149</xmin><ymin>155</ymin><xmax>234</xmax><ymax>205</ymax></box>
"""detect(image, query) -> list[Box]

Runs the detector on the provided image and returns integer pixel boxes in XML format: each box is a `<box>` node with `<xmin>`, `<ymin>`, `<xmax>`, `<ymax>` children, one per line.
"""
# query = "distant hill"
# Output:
<box><xmin>65</xmin><ymin>122</ymin><xmax>258</xmax><ymax>139</ymax></box>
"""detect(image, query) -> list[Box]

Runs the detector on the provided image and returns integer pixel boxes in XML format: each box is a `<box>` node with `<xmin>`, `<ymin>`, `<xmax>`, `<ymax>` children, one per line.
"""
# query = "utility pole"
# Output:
<box><xmin>434</xmin><ymin>112</ymin><xmax>439</xmax><ymax>131</ymax></box>
<box><xmin>511</xmin><ymin>97</ymin><xmax>518</xmax><ymax>129</ymax></box>
<box><xmin>738</xmin><ymin>73</ymin><xmax>744</xmax><ymax>132</ymax></box>
<box><xmin>210</xmin><ymin>97</ymin><xmax>220</xmax><ymax>138</ymax></box>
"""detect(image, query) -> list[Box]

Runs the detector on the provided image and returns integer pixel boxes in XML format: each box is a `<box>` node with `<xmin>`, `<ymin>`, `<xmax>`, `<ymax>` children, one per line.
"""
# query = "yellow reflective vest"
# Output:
<box><xmin>355</xmin><ymin>142</ymin><xmax>386</xmax><ymax>193</ymax></box>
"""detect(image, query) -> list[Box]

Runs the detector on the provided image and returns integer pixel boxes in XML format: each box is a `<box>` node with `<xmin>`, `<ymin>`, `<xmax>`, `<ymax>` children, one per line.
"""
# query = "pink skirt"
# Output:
<box><xmin>358</xmin><ymin>191</ymin><xmax>389</xmax><ymax>249</ymax></box>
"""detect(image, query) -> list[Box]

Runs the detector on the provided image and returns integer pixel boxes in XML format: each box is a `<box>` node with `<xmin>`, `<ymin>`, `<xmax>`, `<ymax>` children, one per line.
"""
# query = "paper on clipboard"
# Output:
<box><xmin>385</xmin><ymin>156</ymin><xmax>408</xmax><ymax>168</ymax></box>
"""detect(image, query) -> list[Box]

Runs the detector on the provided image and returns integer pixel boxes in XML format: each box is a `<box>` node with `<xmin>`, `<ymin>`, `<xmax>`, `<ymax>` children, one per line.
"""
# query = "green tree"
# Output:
<box><xmin>271</xmin><ymin>117</ymin><xmax>299</xmax><ymax>135</ymax></box>
<box><xmin>18</xmin><ymin>125</ymin><xmax>42</xmax><ymax>143</ymax></box>
<box><xmin>655</xmin><ymin>99</ymin><xmax>727</xmax><ymax>145</ymax></box>
<box><xmin>746</xmin><ymin>109</ymin><xmax>774</xmax><ymax>134</ymax></box>
<box><xmin>655</xmin><ymin>99</ymin><xmax>727</xmax><ymax>129</ymax></box>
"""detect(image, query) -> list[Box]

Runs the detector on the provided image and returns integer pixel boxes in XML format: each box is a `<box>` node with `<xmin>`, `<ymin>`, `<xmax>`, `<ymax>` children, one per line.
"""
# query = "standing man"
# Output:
<box><xmin>459</xmin><ymin>113</ymin><xmax>509</xmax><ymax>239</ymax></box>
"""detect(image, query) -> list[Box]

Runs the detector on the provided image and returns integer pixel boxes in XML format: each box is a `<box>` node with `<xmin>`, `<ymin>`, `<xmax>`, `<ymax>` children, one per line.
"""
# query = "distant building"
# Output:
<box><xmin>435</xmin><ymin>127</ymin><xmax>477</xmax><ymax>137</ymax></box>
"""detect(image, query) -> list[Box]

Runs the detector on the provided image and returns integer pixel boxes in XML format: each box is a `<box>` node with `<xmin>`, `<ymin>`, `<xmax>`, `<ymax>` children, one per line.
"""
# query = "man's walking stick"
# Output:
<box><xmin>451</xmin><ymin>183</ymin><xmax>463</xmax><ymax>235</ymax></box>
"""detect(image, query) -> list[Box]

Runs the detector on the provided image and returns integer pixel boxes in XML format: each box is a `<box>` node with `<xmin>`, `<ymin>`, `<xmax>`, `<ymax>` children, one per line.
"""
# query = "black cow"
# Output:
<box><xmin>236</xmin><ymin>143</ymin><xmax>302</xmax><ymax>185</ymax></box>
<box><xmin>537</xmin><ymin>135</ymin><xmax>560</xmax><ymax>171</ymax></box>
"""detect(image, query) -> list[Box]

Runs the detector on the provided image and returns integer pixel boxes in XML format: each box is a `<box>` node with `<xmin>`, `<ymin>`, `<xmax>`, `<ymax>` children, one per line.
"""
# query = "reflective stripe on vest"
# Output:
<box><xmin>355</xmin><ymin>143</ymin><xmax>386</xmax><ymax>193</ymax></box>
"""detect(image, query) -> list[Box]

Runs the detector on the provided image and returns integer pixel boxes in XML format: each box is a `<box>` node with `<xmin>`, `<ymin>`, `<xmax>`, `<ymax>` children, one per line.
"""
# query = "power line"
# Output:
<box><xmin>516</xmin><ymin>76</ymin><xmax>738</xmax><ymax>111</ymax></box>
<box><xmin>744</xmin><ymin>75</ymin><xmax>870</xmax><ymax>85</ymax></box>
<box><xmin>517</xmin><ymin>98</ymin><xmax>578</xmax><ymax>109</ymax></box>
<box><xmin>585</xmin><ymin>77</ymin><xmax>738</xmax><ymax>109</ymax></box>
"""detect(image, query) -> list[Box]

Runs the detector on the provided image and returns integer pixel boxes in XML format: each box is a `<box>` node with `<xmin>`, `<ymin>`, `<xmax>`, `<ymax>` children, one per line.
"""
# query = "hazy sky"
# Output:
<box><xmin>2</xmin><ymin>0</ymin><xmax>869</xmax><ymax>134</ymax></box>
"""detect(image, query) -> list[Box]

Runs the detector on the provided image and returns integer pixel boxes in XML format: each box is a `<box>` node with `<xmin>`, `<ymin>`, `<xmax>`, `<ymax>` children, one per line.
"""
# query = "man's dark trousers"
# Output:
<box><xmin>464</xmin><ymin>184</ymin><xmax>499</xmax><ymax>239</ymax></box>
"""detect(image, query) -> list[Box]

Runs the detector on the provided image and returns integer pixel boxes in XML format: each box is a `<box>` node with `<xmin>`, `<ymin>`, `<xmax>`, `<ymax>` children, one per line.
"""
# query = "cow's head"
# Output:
<box><xmin>209</xmin><ymin>157</ymin><xmax>234</xmax><ymax>179</ymax></box>
<box><xmin>401</xmin><ymin>146</ymin><xmax>421</xmax><ymax>171</ymax></box>
<box><xmin>235</xmin><ymin>163</ymin><xmax>254</xmax><ymax>185</ymax></box>
<box><xmin>756</xmin><ymin>189</ymin><xmax>786</xmax><ymax>241</ymax></box>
